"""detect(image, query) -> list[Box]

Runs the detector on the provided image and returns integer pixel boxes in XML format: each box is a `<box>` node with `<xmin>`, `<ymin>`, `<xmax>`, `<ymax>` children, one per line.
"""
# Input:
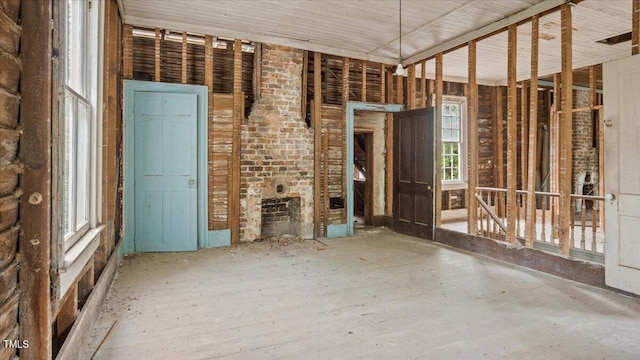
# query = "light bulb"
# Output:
<box><xmin>395</xmin><ymin>63</ymin><xmax>404</xmax><ymax>76</ymax></box>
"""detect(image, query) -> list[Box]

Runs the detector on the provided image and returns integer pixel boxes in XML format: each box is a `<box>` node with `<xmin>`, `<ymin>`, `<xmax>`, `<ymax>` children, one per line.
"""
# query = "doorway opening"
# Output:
<box><xmin>353</xmin><ymin>131</ymin><xmax>373</xmax><ymax>231</ymax></box>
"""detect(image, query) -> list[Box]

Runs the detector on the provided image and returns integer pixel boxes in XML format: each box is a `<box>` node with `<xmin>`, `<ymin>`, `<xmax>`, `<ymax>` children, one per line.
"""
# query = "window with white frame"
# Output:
<box><xmin>441</xmin><ymin>97</ymin><xmax>466</xmax><ymax>183</ymax></box>
<box><xmin>62</xmin><ymin>0</ymin><xmax>102</xmax><ymax>253</ymax></box>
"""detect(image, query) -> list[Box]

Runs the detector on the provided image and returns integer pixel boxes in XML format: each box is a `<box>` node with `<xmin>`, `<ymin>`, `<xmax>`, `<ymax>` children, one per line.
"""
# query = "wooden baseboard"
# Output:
<box><xmin>55</xmin><ymin>240</ymin><xmax>121</xmax><ymax>360</ymax></box>
<box><xmin>374</xmin><ymin>215</ymin><xmax>393</xmax><ymax>229</ymax></box>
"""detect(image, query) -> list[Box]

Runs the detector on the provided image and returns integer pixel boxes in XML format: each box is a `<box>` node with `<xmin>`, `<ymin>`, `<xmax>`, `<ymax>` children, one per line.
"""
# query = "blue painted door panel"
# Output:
<box><xmin>134</xmin><ymin>92</ymin><xmax>198</xmax><ymax>252</ymax></box>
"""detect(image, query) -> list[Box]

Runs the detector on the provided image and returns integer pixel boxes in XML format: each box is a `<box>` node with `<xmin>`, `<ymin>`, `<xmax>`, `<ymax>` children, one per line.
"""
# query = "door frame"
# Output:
<box><xmin>123</xmin><ymin>80</ymin><xmax>211</xmax><ymax>253</ymax></box>
<box><xmin>328</xmin><ymin>101</ymin><xmax>404</xmax><ymax>237</ymax></box>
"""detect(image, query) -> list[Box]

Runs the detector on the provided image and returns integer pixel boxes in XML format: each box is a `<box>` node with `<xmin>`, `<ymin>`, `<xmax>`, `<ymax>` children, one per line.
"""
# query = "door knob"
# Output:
<box><xmin>604</xmin><ymin>193</ymin><xmax>615</xmax><ymax>201</ymax></box>
<box><xmin>188</xmin><ymin>179</ymin><xmax>197</xmax><ymax>187</ymax></box>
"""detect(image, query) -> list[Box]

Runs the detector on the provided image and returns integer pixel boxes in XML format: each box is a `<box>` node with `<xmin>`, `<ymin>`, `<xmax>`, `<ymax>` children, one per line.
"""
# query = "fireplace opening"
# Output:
<box><xmin>261</xmin><ymin>197</ymin><xmax>301</xmax><ymax>238</ymax></box>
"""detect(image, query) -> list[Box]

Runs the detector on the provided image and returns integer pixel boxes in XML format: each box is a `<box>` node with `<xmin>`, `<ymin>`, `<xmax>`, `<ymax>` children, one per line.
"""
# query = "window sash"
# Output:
<box><xmin>65</xmin><ymin>0</ymin><xmax>87</xmax><ymax>96</ymax></box>
<box><xmin>64</xmin><ymin>89</ymin><xmax>92</xmax><ymax>250</ymax></box>
<box><xmin>441</xmin><ymin>99</ymin><xmax>465</xmax><ymax>183</ymax></box>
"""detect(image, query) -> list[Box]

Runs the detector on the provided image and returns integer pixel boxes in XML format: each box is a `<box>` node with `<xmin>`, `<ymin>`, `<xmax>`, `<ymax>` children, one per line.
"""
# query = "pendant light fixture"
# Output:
<box><xmin>395</xmin><ymin>0</ymin><xmax>405</xmax><ymax>76</ymax></box>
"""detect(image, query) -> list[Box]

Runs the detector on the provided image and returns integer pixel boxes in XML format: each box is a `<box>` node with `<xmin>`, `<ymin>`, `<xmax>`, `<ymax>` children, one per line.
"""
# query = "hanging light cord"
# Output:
<box><xmin>398</xmin><ymin>0</ymin><xmax>402</xmax><ymax>62</ymax></box>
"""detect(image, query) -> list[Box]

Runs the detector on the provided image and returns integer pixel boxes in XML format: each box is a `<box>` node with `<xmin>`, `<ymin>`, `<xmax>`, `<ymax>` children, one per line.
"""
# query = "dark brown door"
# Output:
<box><xmin>393</xmin><ymin>108</ymin><xmax>435</xmax><ymax>239</ymax></box>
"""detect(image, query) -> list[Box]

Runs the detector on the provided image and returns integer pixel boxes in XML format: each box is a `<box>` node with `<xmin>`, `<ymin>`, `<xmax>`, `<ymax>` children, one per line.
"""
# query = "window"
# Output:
<box><xmin>60</xmin><ymin>0</ymin><xmax>103</xmax><ymax>294</ymax></box>
<box><xmin>441</xmin><ymin>97</ymin><xmax>466</xmax><ymax>183</ymax></box>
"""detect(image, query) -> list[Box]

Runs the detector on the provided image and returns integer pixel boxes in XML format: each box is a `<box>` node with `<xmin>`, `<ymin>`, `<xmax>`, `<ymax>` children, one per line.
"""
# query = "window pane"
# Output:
<box><xmin>442</xmin><ymin>116</ymin><xmax>451</xmax><ymax>130</ymax></box>
<box><xmin>450</xmin><ymin>104</ymin><xmax>459</xmax><ymax>116</ymax></box>
<box><xmin>76</xmin><ymin>100</ymin><xmax>90</xmax><ymax>230</ymax></box>
<box><xmin>443</xmin><ymin>129</ymin><xmax>453</xmax><ymax>142</ymax></box>
<box><xmin>63</xmin><ymin>94</ymin><xmax>75</xmax><ymax>238</ymax></box>
<box><xmin>66</xmin><ymin>0</ymin><xmax>85</xmax><ymax>94</ymax></box>
<box><xmin>452</xmin><ymin>115</ymin><xmax>460</xmax><ymax>130</ymax></box>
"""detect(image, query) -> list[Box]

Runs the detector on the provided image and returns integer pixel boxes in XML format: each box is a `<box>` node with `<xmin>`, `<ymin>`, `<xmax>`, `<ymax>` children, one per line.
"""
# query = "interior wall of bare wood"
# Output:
<box><xmin>0</xmin><ymin>0</ymin><xmax>22</xmax><ymax>358</ymax></box>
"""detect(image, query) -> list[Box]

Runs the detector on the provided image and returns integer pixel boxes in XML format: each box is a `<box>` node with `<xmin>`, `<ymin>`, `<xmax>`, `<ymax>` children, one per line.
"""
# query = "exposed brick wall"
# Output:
<box><xmin>240</xmin><ymin>45</ymin><xmax>314</xmax><ymax>241</ymax></box>
<box><xmin>572</xmin><ymin>89</ymin><xmax>598</xmax><ymax>194</ymax></box>
<box><xmin>0</xmin><ymin>0</ymin><xmax>22</xmax><ymax>358</ymax></box>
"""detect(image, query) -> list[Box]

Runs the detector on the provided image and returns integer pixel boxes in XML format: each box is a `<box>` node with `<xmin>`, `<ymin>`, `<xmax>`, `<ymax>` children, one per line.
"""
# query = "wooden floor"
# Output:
<box><xmin>84</xmin><ymin>229</ymin><xmax>640</xmax><ymax>359</ymax></box>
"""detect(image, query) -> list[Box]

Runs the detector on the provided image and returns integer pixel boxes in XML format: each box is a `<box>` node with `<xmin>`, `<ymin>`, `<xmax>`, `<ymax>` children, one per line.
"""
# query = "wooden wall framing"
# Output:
<box><xmin>558</xmin><ymin>4</ymin><xmax>573</xmax><ymax>256</ymax></box>
<box><xmin>20</xmin><ymin>0</ymin><xmax>53</xmax><ymax>358</ymax></box>
<box><xmin>467</xmin><ymin>40</ymin><xmax>478</xmax><ymax>234</ymax></box>
<box><xmin>506</xmin><ymin>24</ymin><xmax>518</xmax><ymax>244</ymax></box>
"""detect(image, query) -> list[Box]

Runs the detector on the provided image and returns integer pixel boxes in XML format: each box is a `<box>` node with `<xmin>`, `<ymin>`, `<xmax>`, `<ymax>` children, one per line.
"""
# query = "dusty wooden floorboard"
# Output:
<box><xmin>84</xmin><ymin>231</ymin><xmax>640</xmax><ymax>359</ymax></box>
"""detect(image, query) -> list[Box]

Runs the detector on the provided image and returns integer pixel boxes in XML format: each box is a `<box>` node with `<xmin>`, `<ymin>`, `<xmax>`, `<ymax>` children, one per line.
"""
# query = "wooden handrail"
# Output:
<box><xmin>475</xmin><ymin>193</ymin><xmax>508</xmax><ymax>234</ymax></box>
<box><xmin>475</xmin><ymin>187</ymin><xmax>604</xmax><ymax>201</ymax></box>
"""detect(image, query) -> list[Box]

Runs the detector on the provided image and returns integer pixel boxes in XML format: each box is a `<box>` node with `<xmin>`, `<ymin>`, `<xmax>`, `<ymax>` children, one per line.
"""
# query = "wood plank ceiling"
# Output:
<box><xmin>122</xmin><ymin>0</ymin><xmax>632</xmax><ymax>85</ymax></box>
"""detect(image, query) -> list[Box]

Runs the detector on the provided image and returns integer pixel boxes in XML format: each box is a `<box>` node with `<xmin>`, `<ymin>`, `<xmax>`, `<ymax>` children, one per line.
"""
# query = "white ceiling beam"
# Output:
<box><xmin>125</xmin><ymin>16</ymin><xmax>398</xmax><ymax>65</ymax></box>
<box><xmin>403</xmin><ymin>0</ymin><xmax>566</xmax><ymax>65</ymax></box>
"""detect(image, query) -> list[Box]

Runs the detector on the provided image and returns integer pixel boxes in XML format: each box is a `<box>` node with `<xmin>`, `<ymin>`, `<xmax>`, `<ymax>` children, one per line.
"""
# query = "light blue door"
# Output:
<box><xmin>134</xmin><ymin>92</ymin><xmax>198</xmax><ymax>252</ymax></box>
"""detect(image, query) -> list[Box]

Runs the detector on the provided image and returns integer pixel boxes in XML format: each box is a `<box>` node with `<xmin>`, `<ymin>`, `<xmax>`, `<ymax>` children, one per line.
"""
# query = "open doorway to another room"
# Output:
<box><xmin>353</xmin><ymin>110</ymin><xmax>387</xmax><ymax>233</ymax></box>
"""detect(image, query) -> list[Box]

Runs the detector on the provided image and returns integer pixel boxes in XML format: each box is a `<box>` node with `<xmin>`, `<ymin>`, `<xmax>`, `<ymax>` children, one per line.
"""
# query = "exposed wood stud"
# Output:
<box><xmin>590</xmin><ymin>66</ymin><xmax>604</xmax><ymax>210</ymax></box>
<box><xmin>521</xmin><ymin>80</ymin><xmax>529</xmax><ymax>191</ymax></box>
<box><xmin>20</xmin><ymin>0</ymin><xmax>53</xmax><ymax>357</ymax></box>
<box><xmin>525</xmin><ymin>15</ymin><xmax>539</xmax><ymax>248</ymax></box>
<box><xmin>301</xmin><ymin>51</ymin><xmax>308</xmax><ymax>121</ymax></box>
<box><xmin>408</xmin><ymin>64</ymin><xmax>416</xmax><ymax>110</ymax></box>
<box><xmin>421</xmin><ymin>60</ymin><xmax>426</xmax><ymax>108</ymax></box>
<box><xmin>386</xmin><ymin>69</ymin><xmax>394</xmax><ymax>104</ymax></box>
<box><xmin>396</xmin><ymin>75</ymin><xmax>404</xmax><ymax>105</ymax></box>
<box><xmin>123</xmin><ymin>24</ymin><xmax>133</xmax><ymax>79</ymax></box>
<box><xmin>506</xmin><ymin>24</ymin><xmax>518</xmax><ymax>244</ymax></box>
<box><xmin>342</xmin><ymin>57</ymin><xmax>349</xmax><ymax>223</ymax></box>
<box><xmin>154</xmin><ymin>28</ymin><xmax>161</xmax><ymax>81</ymax></box>
<box><xmin>380</xmin><ymin>64</ymin><xmax>386</xmax><ymax>103</ymax></box>
<box><xmin>386</xmin><ymin>113</ymin><xmax>393</xmax><ymax>216</ymax></box>
<box><xmin>313</xmin><ymin>52</ymin><xmax>322</xmax><ymax>236</ymax></box>
<box><xmin>230</xmin><ymin>39</ymin><xmax>242</xmax><ymax>243</ymax></box>
<box><xmin>385</xmin><ymin>68</ymin><xmax>394</xmax><ymax>217</ymax></box>
<box><xmin>361</xmin><ymin>60</ymin><xmax>367</xmax><ymax>102</ymax></box>
<box><xmin>181</xmin><ymin>32</ymin><xmax>187</xmax><ymax>84</ymax></box>
<box><xmin>551</xmin><ymin>73</ymin><xmax>560</xmax><ymax>195</ymax></box>
<box><xmin>205</xmin><ymin>35</ymin><xmax>214</xmax><ymax>228</ymax></box>
<box><xmin>97</xmin><ymin>0</ymin><xmax>122</xmax><ymax>274</ymax></box>
<box><xmin>323</xmin><ymin>131</ymin><xmax>330</xmax><ymax>231</ymax></box>
<box><xmin>468</xmin><ymin>40</ymin><xmax>478</xmax><ymax>235</ymax></box>
<box><xmin>559</xmin><ymin>4</ymin><xmax>573</xmax><ymax>256</ymax></box>
<box><xmin>253</xmin><ymin>43</ymin><xmax>262</xmax><ymax>102</ymax></box>
<box><xmin>435</xmin><ymin>53</ymin><xmax>443</xmax><ymax>228</ymax></box>
<box><xmin>633</xmin><ymin>0</ymin><xmax>640</xmax><ymax>55</ymax></box>
<box><xmin>491</xmin><ymin>88</ymin><xmax>498</xmax><ymax>188</ymax></box>
<box><xmin>495</xmin><ymin>87</ymin><xmax>504</xmax><ymax>194</ymax></box>
<box><xmin>56</xmin><ymin>284</ymin><xmax>78</xmax><ymax>344</ymax></box>
<box><xmin>589</xmin><ymin>66</ymin><xmax>597</xmax><ymax>108</ymax></box>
